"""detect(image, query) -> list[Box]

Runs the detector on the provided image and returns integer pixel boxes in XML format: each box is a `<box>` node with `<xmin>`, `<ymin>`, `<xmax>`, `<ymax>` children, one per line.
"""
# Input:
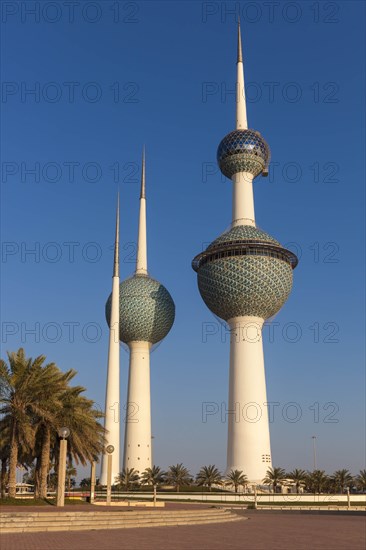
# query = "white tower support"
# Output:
<box><xmin>100</xmin><ymin>196</ymin><xmax>121</xmax><ymax>485</ymax></box>
<box><xmin>226</xmin><ymin>316</ymin><xmax>272</xmax><ymax>482</ymax></box>
<box><xmin>232</xmin><ymin>171</ymin><xmax>255</xmax><ymax>227</ymax></box>
<box><xmin>123</xmin><ymin>341</ymin><xmax>152</xmax><ymax>471</ymax></box>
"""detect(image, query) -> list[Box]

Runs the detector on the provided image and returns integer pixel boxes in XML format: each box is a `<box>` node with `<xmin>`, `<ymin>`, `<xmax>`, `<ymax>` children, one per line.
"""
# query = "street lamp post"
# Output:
<box><xmin>90</xmin><ymin>461</ymin><xmax>96</xmax><ymax>504</ymax></box>
<box><xmin>254</xmin><ymin>485</ymin><xmax>258</xmax><ymax>509</ymax></box>
<box><xmin>105</xmin><ymin>445</ymin><xmax>114</xmax><ymax>505</ymax></box>
<box><xmin>56</xmin><ymin>427</ymin><xmax>70</xmax><ymax>507</ymax></box>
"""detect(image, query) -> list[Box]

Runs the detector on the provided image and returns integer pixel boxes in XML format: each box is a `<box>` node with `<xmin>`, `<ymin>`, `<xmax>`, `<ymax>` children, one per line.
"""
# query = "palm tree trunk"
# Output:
<box><xmin>1</xmin><ymin>458</ymin><xmax>7</xmax><ymax>498</ymax></box>
<box><xmin>8</xmin><ymin>428</ymin><xmax>18</xmax><ymax>498</ymax></box>
<box><xmin>39</xmin><ymin>426</ymin><xmax>51</xmax><ymax>499</ymax></box>
<box><xmin>34</xmin><ymin>459</ymin><xmax>41</xmax><ymax>499</ymax></box>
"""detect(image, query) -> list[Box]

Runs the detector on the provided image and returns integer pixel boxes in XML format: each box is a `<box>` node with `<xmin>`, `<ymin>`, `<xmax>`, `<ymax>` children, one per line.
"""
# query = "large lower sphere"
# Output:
<box><xmin>105</xmin><ymin>275</ymin><xmax>175</xmax><ymax>344</ymax></box>
<box><xmin>197</xmin><ymin>255</ymin><xmax>293</xmax><ymax>321</ymax></box>
<box><xmin>196</xmin><ymin>225</ymin><xmax>293</xmax><ymax>321</ymax></box>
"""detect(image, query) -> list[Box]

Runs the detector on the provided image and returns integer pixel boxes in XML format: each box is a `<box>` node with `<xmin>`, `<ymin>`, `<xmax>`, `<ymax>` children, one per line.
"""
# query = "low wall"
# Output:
<box><xmin>94</xmin><ymin>492</ymin><xmax>366</xmax><ymax>504</ymax></box>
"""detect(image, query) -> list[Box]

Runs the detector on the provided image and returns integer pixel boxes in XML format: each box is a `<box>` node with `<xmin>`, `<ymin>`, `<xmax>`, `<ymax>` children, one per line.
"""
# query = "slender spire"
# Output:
<box><xmin>113</xmin><ymin>191</ymin><xmax>120</xmax><ymax>277</ymax></box>
<box><xmin>236</xmin><ymin>20</ymin><xmax>248</xmax><ymax>130</ymax></box>
<box><xmin>140</xmin><ymin>146</ymin><xmax>146</xmax><ymax>199</ymax></box>
<box><xmin>237</xmin><ymin>18</ymin><xmax>243</xmax><ymax>63</ymax></box>
<box><xmin>136</xmin><ymin>148</ymin><xmax>148</xmax><ymax>275</ymax></box>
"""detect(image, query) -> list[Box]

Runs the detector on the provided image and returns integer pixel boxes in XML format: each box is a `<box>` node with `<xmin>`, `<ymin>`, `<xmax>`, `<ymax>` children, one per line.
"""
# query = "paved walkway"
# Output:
<box><xmin>1</xmin><ymin>510</ymin><xmax>365</xmax><ymax>550</ymax></box>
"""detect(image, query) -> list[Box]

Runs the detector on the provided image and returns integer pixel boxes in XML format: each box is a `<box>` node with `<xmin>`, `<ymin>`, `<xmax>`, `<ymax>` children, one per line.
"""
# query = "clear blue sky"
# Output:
<box><xmin>1</xmin><ymin>1</ymin><xmax>365</xmax><ymax>480</ymax></box>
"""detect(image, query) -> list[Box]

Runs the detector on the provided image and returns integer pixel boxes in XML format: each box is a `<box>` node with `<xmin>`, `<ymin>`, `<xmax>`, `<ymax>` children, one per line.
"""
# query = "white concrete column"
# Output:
<box><xmin>226</xmin><ymin>316</ymin><xmax>272</xmax><ymax>483</ymax></box>
<box><xmin>232</xmin><ymin>171</ymin><xmax>255</xmax><ymax>227</ymax></box>
<box><xmin>123</xmin><ymin>341</ymin><xmax>152</xmax><ymax>473</ymax></box>
<box><xmin>100</xmin><ymin>275</ymin><xmax>120</xmax><ymax>485</ymax></box>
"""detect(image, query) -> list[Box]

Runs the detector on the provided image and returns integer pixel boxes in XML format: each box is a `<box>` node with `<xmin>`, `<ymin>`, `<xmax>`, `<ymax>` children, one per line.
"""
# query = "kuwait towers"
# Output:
<box><xmin>192</xmin><ymin>24</ymin><xmax>298</xmax><ymax>482</ymax></box>
<box><xmin>106</xmin><ymin>150</ymin><xmax>175</xmax><ymax>474</ymax></box>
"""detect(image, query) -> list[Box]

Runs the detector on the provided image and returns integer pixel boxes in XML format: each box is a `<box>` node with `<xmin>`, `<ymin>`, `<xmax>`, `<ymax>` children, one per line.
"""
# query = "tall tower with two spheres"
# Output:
<box><xmin>192</xmin><ymin>24</ymin><xmax>298</xmax><ymax>482</ymax></box>
<box><xmin>105</xmin><ymin>151</ymin><xmax>175</xmax><ymax>474</ymax></box>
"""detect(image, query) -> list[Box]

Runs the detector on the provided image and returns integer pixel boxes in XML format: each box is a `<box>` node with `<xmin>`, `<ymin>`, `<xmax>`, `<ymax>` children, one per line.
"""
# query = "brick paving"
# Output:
<box><xmin>1</xmin><ymin>510</ymin><xmax>365</xmax><ymax>550</ymax></box>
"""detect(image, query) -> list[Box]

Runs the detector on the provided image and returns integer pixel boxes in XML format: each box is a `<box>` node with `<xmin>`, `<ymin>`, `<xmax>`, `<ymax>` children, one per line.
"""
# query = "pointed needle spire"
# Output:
<box><xmin>236</xmin><ymin>20</ymin><xmax>248</xmax><ymax>130</ymax></box>
<box><xmin>136</xmin><ymin>148</ymin><xmax>148</xmax><ymax>275</ymax></box>
<box><xmin>140</xmin><ymin>146</ymin><xmax>146</xmax><ymax>199</ymax></box>
<box><xmin>237</xmin><ymin>18</ymin><xmax>243</xmax><ymax>63</ymax></box>
<box><xmin>113</xmin><ymin>191</ymin><xmax>120</xmax><ymax>277</ymax></box>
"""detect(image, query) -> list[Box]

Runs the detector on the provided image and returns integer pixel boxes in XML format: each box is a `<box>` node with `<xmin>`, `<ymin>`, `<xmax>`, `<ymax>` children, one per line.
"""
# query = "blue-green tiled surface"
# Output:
<box><xmin>197</xmin><ymin>255</ymin><xmax>293</xmax><ymax>321</ymax></box>
<box><xmin>208</xmin><ymin>225</ymin><xmax>280</xmax><ymax>248</ymax></box>
<box><xmin>106</xmin><ymin>275</ymin><xmax>175</xmax><ymax>344</ymax></box>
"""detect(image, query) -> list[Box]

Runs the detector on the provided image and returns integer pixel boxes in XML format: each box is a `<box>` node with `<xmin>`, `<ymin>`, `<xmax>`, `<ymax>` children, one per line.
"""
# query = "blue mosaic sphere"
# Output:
<box><xmin>106</xmin><ymin>275</ymin><xmax>175</xmax><ymax>344</ymax></box>
<box><xmin>217</xmin><ymin>129</ymin><xmax>270</xmax><ymax>179</ymax></box>
<box><xmin>193</xmin><ymin>225</ymin><xmax>296</xmax><ymax>321</ymax></box>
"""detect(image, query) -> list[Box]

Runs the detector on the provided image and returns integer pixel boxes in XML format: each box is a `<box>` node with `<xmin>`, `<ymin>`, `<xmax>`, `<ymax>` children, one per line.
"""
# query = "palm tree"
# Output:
<box><xmin>140</xmin><ymin>466</ymin><xmax>166</xmax><ymax>487</ymax></box>
<box><xmin>0</xmin><ymin>349</ymin><xmax>57</xmax><ymax>498</ymax></box>
<box><xmin>115</xmin><ymin>468</ymin><xmax>140</xmax><ymax>491</ymax></box>
<box><xmin>0</xmin><ymin>348</ymin><xmax>105</xmax><ymax>499</ymax></box>
<box><xmin>166</xmin><ymin>463</ymin><xmax>192</xmax><ymax>492</ymax></box>
<box><xmin>225</xmin><ymin>469</ymin><xmax>248</xmax><ymax>493</ymax></box>
<box><xmin>196</xmin><ymin>465</ymin><xmax>222</xmax><ymax>492</ymax></box>
<box><xmin>52</xmin><ymin>385</ymin><xmax>106</xmax><ymax>471</ymax></box>
<box><xmin>330</xmin><ymin>469</ymin><xmax>353</xmax><ymax>494</ymax></box>
<box><xmin>287</xmin><ymin>469</ymin><xmax>307</xmax><ymax>494</ymax></box>
<box><xmin>355</xmin><ymin>469</ymin><xmax>366</xmax><ymax>492</ymax></box>
<box><xmin>33</xmin><ymin>364</ymin><xmax>76</xmax><ymax>498</ymax></box>
<box><xmin>263</xmin><ymin>467</ymin><xmax>286</xmax><ymax>493</ymax></box>
<box><xmin>306</xmin><ymin>470</ymin><xmax>328</xmax><ymax>494</ymax></box>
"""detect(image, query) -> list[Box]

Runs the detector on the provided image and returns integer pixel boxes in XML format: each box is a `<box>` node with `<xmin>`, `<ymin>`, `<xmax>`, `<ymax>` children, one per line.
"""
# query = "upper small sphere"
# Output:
<box><xmin>217</xmin><ymin>129</ymin><xmax>270</xmax><ymax>179</ymax></box>
<box><xmin>106</xmin><ymin>275</ymin><xmax>175</xmax><ymax>345</ymax></box>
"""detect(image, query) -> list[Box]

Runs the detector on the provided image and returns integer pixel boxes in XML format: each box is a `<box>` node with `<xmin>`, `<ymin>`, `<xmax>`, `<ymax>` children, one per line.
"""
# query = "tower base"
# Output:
<box><xmin>226</xmin><ymin>316</ymin><xmax>272</xmax><ymax>482</ymax></box>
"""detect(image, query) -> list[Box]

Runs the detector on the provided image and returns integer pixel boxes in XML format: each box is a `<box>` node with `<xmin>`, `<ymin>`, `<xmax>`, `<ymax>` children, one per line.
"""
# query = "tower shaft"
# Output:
<box><xmin>100</xmin><ymin>198</ymin><xmax>121</xmax><ymax>485</ymax></box>
<box><xmin>123</xmin><ymin>341</ymin><xmax>152</xmax><ymax>472</ymax></box>
<box><xmin>232</xmin><ymin>171</ymin><xmax>255</xmax><ymax>227</ymax></box>
<box><xmin>227</xmin><ymin>316</ymin><xmax>272</xmax><ymax>482</ymax></box>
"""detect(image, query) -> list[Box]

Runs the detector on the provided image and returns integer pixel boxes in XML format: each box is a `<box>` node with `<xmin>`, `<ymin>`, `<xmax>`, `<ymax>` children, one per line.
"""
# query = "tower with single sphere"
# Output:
<box><xmin>192</xmin><ymin>24</ymin><xmax>298</xmax><ymax>483</ymax></box>
<box><xmin>106</xmin><ymin>150</ymin><xmax>175</xmax><ymax>473</ymax></box>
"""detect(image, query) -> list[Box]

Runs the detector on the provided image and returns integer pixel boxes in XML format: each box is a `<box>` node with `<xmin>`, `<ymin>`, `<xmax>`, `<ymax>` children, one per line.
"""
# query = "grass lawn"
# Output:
<box><xmin>0</xmin><ymin>498</ymin><xmax>49</xmax><ymax>506</ymax></box>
